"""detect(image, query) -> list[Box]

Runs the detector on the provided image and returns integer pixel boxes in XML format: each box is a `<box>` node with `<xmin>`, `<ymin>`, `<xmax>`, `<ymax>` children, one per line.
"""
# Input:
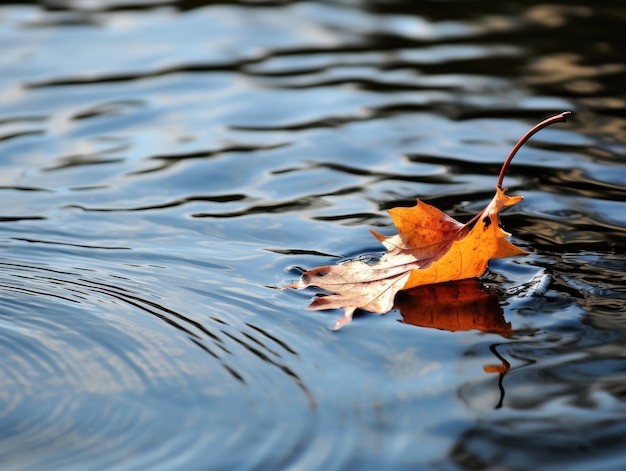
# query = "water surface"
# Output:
<box><xmin>1</xmin><ymin>1</ymin><xmax>625</xmax><ymax>469</ymax></box>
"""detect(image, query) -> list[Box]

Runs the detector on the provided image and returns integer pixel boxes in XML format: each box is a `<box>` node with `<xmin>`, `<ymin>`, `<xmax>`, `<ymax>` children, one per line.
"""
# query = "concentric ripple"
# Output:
<box><xmin>0</xmin><ymin>257</ymin><xmax>316</xmax><ymax>469</ymax></box>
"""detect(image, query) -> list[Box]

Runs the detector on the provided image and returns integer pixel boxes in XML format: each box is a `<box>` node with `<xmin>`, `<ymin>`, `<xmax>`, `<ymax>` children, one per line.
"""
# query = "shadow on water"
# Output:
<box><xmin>1</xmin><ymin>0</ymin><xmax>626</xmax><ymax>469</ymax></box>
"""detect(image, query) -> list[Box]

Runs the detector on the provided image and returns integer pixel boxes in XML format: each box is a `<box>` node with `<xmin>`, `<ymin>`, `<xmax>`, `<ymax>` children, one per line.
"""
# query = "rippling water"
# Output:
<box><xmin>1</xmin><ymin>0</ymin><xmax>625</xmax><ymax>469</ymax></box>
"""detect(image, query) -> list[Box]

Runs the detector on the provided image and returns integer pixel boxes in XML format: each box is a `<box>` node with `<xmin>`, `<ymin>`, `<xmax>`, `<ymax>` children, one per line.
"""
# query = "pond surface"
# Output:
<box><xmin>1</xmin><ymin>0</ymin><xmax>626</xmax><ymax>469</ymax></box>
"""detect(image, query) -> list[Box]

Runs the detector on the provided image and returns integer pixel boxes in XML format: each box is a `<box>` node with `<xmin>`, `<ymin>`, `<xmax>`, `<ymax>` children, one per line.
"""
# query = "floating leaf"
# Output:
<box><xmin>284</xmin><ymin>112</ymin><xmax>571</xmax><ymax>329</ymax></box>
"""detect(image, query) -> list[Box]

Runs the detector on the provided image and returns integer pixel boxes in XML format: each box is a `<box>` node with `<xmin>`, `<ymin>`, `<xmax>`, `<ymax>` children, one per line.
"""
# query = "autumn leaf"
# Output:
<box><xmin>284</xmin><ymin>112</ymin><xmax>571</xmax><ymax>329</ymax></box>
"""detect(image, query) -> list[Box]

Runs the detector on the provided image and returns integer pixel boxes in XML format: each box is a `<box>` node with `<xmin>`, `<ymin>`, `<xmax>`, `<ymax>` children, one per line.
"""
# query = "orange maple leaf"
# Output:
<box><xmin>284</xmin><ymin>112</ymin><xmax>571</xmax><ymax>329</ymax></box>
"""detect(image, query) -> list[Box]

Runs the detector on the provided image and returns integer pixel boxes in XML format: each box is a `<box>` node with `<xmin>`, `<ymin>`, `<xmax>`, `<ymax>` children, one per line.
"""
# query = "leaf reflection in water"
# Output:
<box><xmin>395</xmin><ymin>278</ymin><xmax>512</xmax><ymax>408</ymax></box>
<box><xmin>395</xmin><ymin>278</ymin><xmax>511</xmax><ymax>336</ymax></box>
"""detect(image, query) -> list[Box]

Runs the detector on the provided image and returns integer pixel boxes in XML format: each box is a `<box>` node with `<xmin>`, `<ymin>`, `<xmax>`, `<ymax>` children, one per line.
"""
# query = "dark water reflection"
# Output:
<box><xmin>1</xmin><ymin>0</ymin><xmax>626</xmax><ymax>469</ymax></box>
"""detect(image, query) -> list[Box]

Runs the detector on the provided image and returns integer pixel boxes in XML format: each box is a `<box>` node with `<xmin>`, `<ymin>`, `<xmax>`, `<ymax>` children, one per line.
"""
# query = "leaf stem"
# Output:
<box><xmin>497</xmin><ymin>111</ymin><xmax>571</xmax><ymax>188</ymax></box>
